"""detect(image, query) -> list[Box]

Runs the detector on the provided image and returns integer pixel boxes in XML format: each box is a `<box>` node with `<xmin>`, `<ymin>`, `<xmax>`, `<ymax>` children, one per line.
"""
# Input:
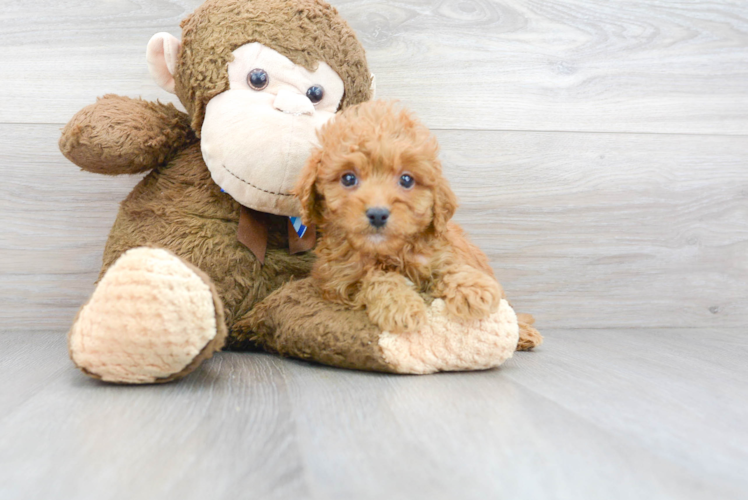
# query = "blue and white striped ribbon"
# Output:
<box><xmin>289</xmin><ymin>216</ymin><xmax>308</xmax><ymax>238</ymax></box>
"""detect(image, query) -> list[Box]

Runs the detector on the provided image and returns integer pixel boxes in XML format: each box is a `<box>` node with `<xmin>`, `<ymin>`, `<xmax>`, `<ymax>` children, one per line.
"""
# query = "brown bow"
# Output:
<box><xmin>236</xmin><ymin>205</ymin><xmax>316</xmax><ymax>265</ymax></box>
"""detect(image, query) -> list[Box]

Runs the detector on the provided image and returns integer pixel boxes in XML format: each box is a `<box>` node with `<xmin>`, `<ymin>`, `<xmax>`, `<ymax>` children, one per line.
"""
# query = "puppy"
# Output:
<box><xmin>294</xmin><ymin>100</ymin><xmax>504</xmax><ymax>333</ymax></box>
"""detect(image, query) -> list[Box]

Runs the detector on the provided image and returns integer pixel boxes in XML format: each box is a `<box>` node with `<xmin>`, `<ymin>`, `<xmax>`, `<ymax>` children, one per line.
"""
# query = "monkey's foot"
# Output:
<box><xmin>69</xmin><ymin>247</ymin><xmax>227</xmax><ymax>384</ymax></box>
<box><xmin>378</xmin><ymin>298</ymin><xmax>519</xmax><ymax>374</ymax></box>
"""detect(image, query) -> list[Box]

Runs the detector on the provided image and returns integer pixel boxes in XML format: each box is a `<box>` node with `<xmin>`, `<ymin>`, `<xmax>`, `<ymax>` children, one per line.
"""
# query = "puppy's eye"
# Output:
<box><xmin>399</xmin><ymin>174</ymin><xmax>415</xmax><ymax>189</ymax></box>
<box><xmin>341</xmin><ymin>172</ymin><xmax>358</xmax><ymax>187</ymax></box>
<box><xmin>306</xmin><ymin>85</ymin><xmax>324</xmax><ymax>104</ymax></box>
<box><xmin>247</xmin><ymin>69</ymin><xmax>269</xmax><ymax>90</ymax></box>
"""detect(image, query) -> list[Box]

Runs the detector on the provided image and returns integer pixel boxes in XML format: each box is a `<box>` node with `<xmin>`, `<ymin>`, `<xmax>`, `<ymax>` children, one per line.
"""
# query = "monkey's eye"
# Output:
<box><xmin>306</xmin><ymin>85</ymin><xmax>324</xmax><ymax>104</ymax></box>
<box><xmin>247</xmin><ymin>69</ymin><xmax>269</xmax><ymax>90</ymax></box>
<box><xmin>341</xmin><ymin>172</ymin><xmax>358</xmax><ymax>187</ymax></box>
<box><xmin>399</xmin><ymin>174</ymin><xmax>415</xmax><ymax>189</ymax></box>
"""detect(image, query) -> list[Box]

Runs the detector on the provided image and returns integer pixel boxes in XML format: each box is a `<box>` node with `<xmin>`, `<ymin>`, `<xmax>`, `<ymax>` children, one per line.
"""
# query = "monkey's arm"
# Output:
<box><xmin>59</xmin><ymin>94</ymin><xmax>195</xmax><ymax>175</ymax></box>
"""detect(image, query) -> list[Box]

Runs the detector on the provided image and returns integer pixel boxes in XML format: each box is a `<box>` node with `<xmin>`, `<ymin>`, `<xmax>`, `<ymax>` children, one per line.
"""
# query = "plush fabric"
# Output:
<box><xmin>379</xmin><ymin>299</ymin><xmax>519</xmax><ymax>374</ymax></box>
<box><xmin>224</xmin><ymin>43</ymin><xmax>345</xmax><ymax>113</ymax></box>
<box><xmin>175</xmin><ymin>0</ymin><xmax>372</xmax><ymax>134</ymax></box>
<box><xmin>199</xmin><ymin>43</ymin><xmax>346</xmax><ymax>214</ymax></box>
<box><xmin>98</xmin><ymin>143</ymin><xmax>316</xmax><ymax>329</ymax></box>
<box><xmin>236</xmin><ymin>278</ymin><xmax>394</xmax><ymax>372</ymax></box>
<box><xmin>59</xmin><ymin>95</ymin><xmax>195</xmax><ymax>175</ymax></box>
<box><xmin>240</xmin><ymin>279</ymin><xmax>520</xmax><ymax>374</ymax></box>
<box><xmin>201</xmin><ymin>89</ymin><xmax>334</xmax><ymax>215</ymax></box>
<box><xmin>146</xmin><ymin>33</ymin><xmax>181</xmax><ymax>93</ymax></box>
<box><xmin>69</xmin><ymin>247</ymin><xmax>227</xmax><ymax>383</ymax></box>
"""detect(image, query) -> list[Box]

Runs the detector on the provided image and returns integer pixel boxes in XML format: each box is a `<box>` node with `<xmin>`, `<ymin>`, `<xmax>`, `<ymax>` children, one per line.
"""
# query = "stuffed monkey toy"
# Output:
<box><xmin>59</xmin><ymin>0</ymin><xmax>541</xmax><ymax>384</ymax></box>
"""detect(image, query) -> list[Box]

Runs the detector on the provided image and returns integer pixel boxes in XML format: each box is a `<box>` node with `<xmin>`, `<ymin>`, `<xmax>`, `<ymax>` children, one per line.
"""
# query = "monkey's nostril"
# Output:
<box><xmin>366</xmin><ymin>207</ymin><xmax>390</xmax><ymax>228</ymax></box>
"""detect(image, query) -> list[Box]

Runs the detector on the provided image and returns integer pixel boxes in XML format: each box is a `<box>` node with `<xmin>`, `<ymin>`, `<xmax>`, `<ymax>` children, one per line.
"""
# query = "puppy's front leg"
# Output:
<box><xmin>360</xmin><ymin>271</ymin><xmax>427</xmax><ymax>333</ymax></box>
<box><xmin>437</xmin><ymin>265</ymin><xmax>504</xmax><ymax>321</ymax></box>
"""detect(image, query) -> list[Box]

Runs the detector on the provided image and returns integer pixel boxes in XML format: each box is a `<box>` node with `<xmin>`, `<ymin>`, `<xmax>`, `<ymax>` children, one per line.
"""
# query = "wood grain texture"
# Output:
<box><xmin>440</xmin><ymin>129</ymin><xmax>748</xmax><ymax>328</ymax></box>
<box><xmin>1</xmin><ymin>0</ymin><xmax>747</xmax><ymax>133</ymax></box>
<box><xmin>0</xmin><ymin>124</ymin><xmax>140</xmax><ymax>333</ymax></box>
<box><xmin>3</xmin><ymin>124</ymin><xmax>745</xmax><ymax>331</ymax></box>
<box><xmin>1</xmin><ymin>329</ymin><xmax>746</xmax><ymax>500</ymax></box>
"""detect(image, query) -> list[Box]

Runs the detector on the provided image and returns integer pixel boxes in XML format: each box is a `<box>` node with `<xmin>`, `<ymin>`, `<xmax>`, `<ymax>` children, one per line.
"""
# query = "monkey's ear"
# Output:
<box><xmin>432</xmin><ymin>176</ymin><xmax>458</xmax><ymax>234</ymax></box>
<box><xmin>295</xmin><ymin>148</ymin><xmax>324</xmax><ymax>227</ymax></box>
<box><xmin>146</xmin><ymin>33</ymin><xmax>181</xmax><ymax>94</ymax></box>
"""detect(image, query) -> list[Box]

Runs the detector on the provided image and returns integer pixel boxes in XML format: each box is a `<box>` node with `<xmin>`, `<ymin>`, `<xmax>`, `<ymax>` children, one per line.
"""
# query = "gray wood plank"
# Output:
<box><xmin>0</xmin><ymin>333</ymin><xmax>311</xmax><ymax>500</ymax></box>
<box><xmin>3</xmin><ymin>124</ymin><xmax>746</xmax><ymax>332</ymax></box>
<box><xmin>505</xmin><ymin>328</ymin><xmax>748</xmax><ymax>496</ymax></box>
<box><xmin>439</xmin><ymin>129</ymin><xmax>748</xmax><ymax>329</ymax></box>
<box><xmin>0</xmin><ymin>332</ymin><xmax>71</xmax><ymax>421</ymax></box>
<box><xmin>279</xmin><ymin>358</ymin><xmax>727</xmax><ymax>500</ymax></box>
<box><xmin>0</xmin><ymin>124</ymin><xmax>140</xmax><ymax>334</ymax></box>
<box><xmin>1</xmin><ymin>0</ymin><xmax>747</xmax><ymax>134</ymax></box>
<box><xmin>1</xmin><ymin>329</ymin><xmax>746</xmax><ymax>500</ymax></box>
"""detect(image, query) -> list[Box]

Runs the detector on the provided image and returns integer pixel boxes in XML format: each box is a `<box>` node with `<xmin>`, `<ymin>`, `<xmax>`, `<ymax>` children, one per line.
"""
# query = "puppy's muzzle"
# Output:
<box><xmin>366</xmin><ymin>207</ymin><xmax>390</xmax><ymax>228</ymax></box>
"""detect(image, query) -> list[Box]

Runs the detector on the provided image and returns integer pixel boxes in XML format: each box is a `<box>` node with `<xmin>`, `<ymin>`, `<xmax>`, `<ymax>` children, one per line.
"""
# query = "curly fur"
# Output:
<box><xmin>295</xmin><ymin>100</ymin><xmax>505</xmax><ymax>333</ymax></box>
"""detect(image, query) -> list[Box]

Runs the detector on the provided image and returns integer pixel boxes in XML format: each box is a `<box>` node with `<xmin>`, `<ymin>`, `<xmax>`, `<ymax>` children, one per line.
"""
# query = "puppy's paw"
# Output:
<box><xmin>443</xmin><ymin>272</ymin><xmax>501</xmax><ymax>321</ymax></box>
<box><xmin>366</xmin><ymin>289</ymin><xmax>428</xmax><ymax>334</ymax></box>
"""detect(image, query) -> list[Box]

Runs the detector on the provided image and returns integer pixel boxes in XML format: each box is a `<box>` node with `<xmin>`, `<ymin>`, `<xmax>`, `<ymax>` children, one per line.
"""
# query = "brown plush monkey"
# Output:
<box><xmin>59</xmin><ymin>0</ymin><xmax>541</xmax><ymax>384</ymax></box>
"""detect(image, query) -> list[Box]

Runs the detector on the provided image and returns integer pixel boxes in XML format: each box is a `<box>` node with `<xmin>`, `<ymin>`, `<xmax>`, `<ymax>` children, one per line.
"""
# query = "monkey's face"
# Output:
<box><xmin>200</xmin><ymin>43</ymin><xmax>345</xmax><ymax>216</ymax></box>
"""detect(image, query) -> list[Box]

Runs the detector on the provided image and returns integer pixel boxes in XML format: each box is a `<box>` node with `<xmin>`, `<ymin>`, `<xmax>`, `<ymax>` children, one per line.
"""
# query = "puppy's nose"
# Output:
<box><xmin>366</xmin><ymin>207</ymin><xmax>390</xmax><ymax>228</ymax></box>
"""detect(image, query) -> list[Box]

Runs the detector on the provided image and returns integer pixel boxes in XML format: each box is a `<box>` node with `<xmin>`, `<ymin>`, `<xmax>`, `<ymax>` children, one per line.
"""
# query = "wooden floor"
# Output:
<box><xmin>1</xmin><ymin>0</ymin><xmax>747</xmax><ymax>498</ymax></box>
<box><xmin>1</xmin><ymin>329</ymin><xmax>747</xmax><ymax>500</ymax></box>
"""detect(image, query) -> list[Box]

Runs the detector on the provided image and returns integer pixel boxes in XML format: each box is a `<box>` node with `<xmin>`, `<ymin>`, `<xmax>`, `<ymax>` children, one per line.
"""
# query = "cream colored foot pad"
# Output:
<box><xmin>69</xmin><ymin>247</ymin><xmax>218</xmax><ymax>383</ymax></box>
<box><xmin>379</xmin><ymin>299</ymin><xmax>519</xmax><ymax>374</ymax></box>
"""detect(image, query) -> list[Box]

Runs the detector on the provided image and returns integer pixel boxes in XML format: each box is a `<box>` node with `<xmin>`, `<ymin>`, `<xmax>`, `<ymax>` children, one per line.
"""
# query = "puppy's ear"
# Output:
<box><xmin>295</xmin><ymin>148</ymin><xmax>324</xmax><ymax>226</ymax></box>
<box><xmin>432</xmin><ymin>175</ymin><xmax>458</xmax><ymax>234</ymax></box>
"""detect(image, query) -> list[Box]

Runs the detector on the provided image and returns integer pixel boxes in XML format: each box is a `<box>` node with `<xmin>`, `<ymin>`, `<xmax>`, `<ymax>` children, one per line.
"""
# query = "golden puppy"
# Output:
<box><xmin>295</xmin><ymin>100</ymin><xmax>504</xmax><ymax>333</ymax></box>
